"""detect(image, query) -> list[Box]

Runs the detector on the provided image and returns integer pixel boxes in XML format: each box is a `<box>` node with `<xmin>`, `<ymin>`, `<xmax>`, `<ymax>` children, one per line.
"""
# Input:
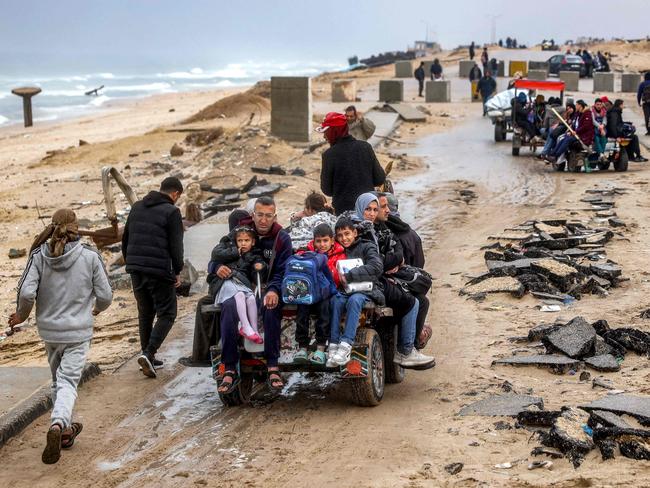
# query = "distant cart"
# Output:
<box><xmin>511</xmin><ymin>79</ymin><xmax>565</xmax><ymax>156</ymax></box>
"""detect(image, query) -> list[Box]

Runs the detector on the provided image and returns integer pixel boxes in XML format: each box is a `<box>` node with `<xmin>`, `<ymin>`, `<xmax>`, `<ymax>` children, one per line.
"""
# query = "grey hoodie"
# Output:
<box><xmin>16</xmin><ymin>241</ymin><xmax>113</xmax><ymax>343</ymax></box>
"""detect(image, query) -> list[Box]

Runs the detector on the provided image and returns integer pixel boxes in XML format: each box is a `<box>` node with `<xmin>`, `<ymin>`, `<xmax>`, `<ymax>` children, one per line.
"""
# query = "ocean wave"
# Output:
<box><xmin>0</xmin><ymin>115</ymin><xmax>9</xmax><ymax>125</ymax></box>
<box><xmin>104</xmin><ymin>82</ymin><xmax>173</xmax><ymax>93</ymax></box>
<box><xmin>40</xmin><ymin>89</ymin><xmax>86</xmax><ymax>97</ymax></box>
<box><xmin>89</xmin><ymin>95</ymin><xmax>111</xmax><ymax>107</ymax></box>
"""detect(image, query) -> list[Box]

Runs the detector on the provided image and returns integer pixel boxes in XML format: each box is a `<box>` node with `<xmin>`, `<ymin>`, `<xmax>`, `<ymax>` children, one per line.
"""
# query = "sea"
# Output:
<box><xmin>0</xmin><ymin>60</ymin><xmax>346</xmax><ymax>127</ymax></box>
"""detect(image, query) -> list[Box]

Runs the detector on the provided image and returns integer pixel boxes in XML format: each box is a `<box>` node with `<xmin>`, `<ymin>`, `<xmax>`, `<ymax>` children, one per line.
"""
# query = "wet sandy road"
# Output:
<box><xmin>0</xmin><ymin>117</ymin><xmax>565</xmax><ymax>488</ymax></box>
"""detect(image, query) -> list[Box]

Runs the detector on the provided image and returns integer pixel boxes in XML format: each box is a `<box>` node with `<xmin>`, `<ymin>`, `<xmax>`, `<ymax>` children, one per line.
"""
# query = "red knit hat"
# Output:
<box><xmin>315</xmin><ymin>112</ymin><xmax>347</xmax><ymax>132</ymax></box>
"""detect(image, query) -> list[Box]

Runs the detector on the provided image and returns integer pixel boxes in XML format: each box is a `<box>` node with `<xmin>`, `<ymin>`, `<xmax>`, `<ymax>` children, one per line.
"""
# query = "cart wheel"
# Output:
<box><xmin>567</xmin><ymin>151</ymin><xmax>584</xmax><ymax>173</ymax></box>
<box><xmin>349</xmin><ymin>328</ymin><xmax>384</xmax><ymax>407</ymax></box>
<box><xmin>494</xmin><ymin>122</ymin><xmax>504</xmax><ymax>142</ymax></box>
<box><xmin>614</xmin><ymin>150</ymin><xmax>628</xmax><ymax>172</ymax></box>
<box><xmin>597</xmin><ymin>161</ymin><xmax>611</xmax><ymax>171</ymax></box>
<box><xmin>512</xmin><ymin>146</ymin><xmax>520</xmax><ymax>156</ymax></box>
<box><xmin>218</xmin><ymin>370</ymin><xmax>253</xmax><ymax>406</ymax></box>
<box><xmin>382</xmin><ymin>323</ymin><xmax>405</xmax><ymax>384</ymax></box>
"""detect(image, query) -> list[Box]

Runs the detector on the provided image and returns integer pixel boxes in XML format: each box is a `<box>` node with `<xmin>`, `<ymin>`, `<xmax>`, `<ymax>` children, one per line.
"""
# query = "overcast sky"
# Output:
<box><xmin>1</xmin><ymin>0</ymin><xmax>648</xmax><ymax>74</ymax></box>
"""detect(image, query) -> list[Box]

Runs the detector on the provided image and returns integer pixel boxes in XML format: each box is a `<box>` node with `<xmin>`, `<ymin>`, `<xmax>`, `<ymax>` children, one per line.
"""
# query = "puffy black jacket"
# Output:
<box><xmin>122</xmin><ymin>191</ymin><xmax>184</xmax><ymax>281</ymax></box>
<box><xmin>207</xmin><ymin>233</ymin><xmax>267</xmax><ymax>298</ymax></box>
<box><xmin>385</xmin><ymin>215</ymin><xmax>425</xmax><ymax>268</ymax></box>
<box><xmin>321</xmin><ymin>136</ymin><xmax>386</xmax><ymax>215</ymax></box>
<box><xmin>374</xmin><ymin>222</ymin><xmax>404</xmax><ymax>272</ymax></box>
<box><xmin>342</xmin><ymin>237</ymin><xmax>385</xmax><ymax>305</ymax></box>
<box><xmin>606</xmin><ymin>107</ymin><xmax>624</xmax><ymax>138</ymax></box>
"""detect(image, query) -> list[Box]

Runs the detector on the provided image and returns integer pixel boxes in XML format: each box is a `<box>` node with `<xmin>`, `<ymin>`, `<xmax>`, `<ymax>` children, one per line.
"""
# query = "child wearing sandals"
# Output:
<box><xmin>9</xmin><ymin>209</ymin><xmax>113</xmax><ymax>464</ymax></box>
<box><xmin>293</xmin><ymin>223</ymin><xmax>345</xmax><ymax>365</ymax></box>
<box><xmin>211</xmin><ymin>226</ymin><xmax>266</xmax><ymax>343</ymax></box>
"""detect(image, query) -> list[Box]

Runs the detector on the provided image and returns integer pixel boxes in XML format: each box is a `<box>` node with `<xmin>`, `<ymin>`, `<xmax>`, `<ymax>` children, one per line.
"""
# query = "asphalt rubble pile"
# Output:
<box><xmin>460</xmin><ymin>190</ymin><xmax>628</xmax><ymax>302</ymax></box>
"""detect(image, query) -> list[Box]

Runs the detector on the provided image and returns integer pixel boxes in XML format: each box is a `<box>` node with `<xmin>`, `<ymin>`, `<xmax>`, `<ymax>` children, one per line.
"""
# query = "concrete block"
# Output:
<box><xmin>560</xmin><ymin>71</ymin><xmax>580</xmax><ymax>91</ymax></box>
<box><xmin>528</xmin><ymin>61</ymin><xmax>549</xmax><ymax>74</ymax></box>
<box><xmin>593</xmin><ymin>72</ymin><xmax>615</xmax><ymax>93</ymax></box>
<box><xmin>621</xmin><ymin>73</ymin><xmax>642</xmax><ymax>93</ymax></box>
<box><xmin>379</xmin><ymin>80</ymin><xmax>403</xmax><ymax>102</ymax></box>
<box><xmin>425</xmin><ymin>80</ymin><xmax>450</xmax><ymax>102</ymax></box>
<box><xmin>271</xmin><ymin>76</ymin><xmax>312</xmax><ymax>142</ymax></box>
<box><xmin>528</xmin><ymin>69</ymin><xmax>547</xmax><ymax>81</ymax></box>
<box><xmin>509</xmin><ymin>60</ymin><xmax>528</xmax><ymax>77</ymax></box>
<box><xmin>459</xmin><ymin>60</ymin><xmax>474</xmax><ymax>78</ymax></box>
<box><xmin>331</xmin><ymin>79</ymin><xmax>356</xmax><ymax>103</ymax></box>
<box><xmin>394</xmin><ymin>60</ymin><xmax>412</xmax><ymax>78</ymax></box>
<box><xmin>497</xmin><ymin>60</ymin><xmax>505</xmax><ymax>77</ymax></box>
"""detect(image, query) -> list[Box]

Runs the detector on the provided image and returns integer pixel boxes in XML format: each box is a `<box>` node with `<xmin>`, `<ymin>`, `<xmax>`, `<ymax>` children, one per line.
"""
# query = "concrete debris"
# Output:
<box><xmin>584</xmin><ymin>354</ymin><xmax>620</xmax><ymax>372</ymax></box>
<box><xmin>544</xmin><ymin>407</ymin><xmax>595</xmax><ymax>468</ymax></box>
<box><xmin>581</xmin><ymin>395</ymin><xmax>650</xmax><ymax>427</ymax></box>
<box><xmin>541</xmin><ymin>317</ymin><xmax>596</xmax><ymax>359</ymax></box>
<box><xmin>593</xmin><ymin>427</ymin><xmax>650</xmax><ymax>461</ymax></box>
<box><xmin>517</xmin><ymin>410</ymin><xmax>562</xmax><ymax>427</ymax></box>
<box><xmin>458</xmin><ymin>394</ymin><xmax>544</xmax><ymax>417</ymax></box>
<box><xmin>247</xmin><ymin>183</ymin><xmax>283</xmax><ymax>198</ymax></box>
<box><xmin>8</xmin><ymin>248</ymin><xmax>26</xmax><ymax>259</ymax></box>
<box><xmin>444</xmin><ymin>462</ymin><xmax>463</xmax><ymax>475</ymax></box>
<box><xmin>251</xmin><ymin>165</ymin><xmax>286</xmax><ymax>175</ymax></box>
<box><xmin>588</xmin><ymin>410</ymin><xmax>633</xmax><ymax>430</ymax></box>
<box><xmin>493</xmin><ymin>354</ymin><xmax>582</xmax><ymax>374</ymax></box>
<box><xmin>460</xmin><ymin>276</ymin><xmax>525</xmax><ymax>298</ymax></box>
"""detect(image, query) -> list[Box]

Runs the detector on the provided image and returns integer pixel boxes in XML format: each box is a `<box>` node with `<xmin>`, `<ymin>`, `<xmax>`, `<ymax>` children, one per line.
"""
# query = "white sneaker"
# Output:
<box><xmin>331</xmin><ymin>342</ymin><xmax>352</xmax><ymax>366</ymax></box>
<box><xmin>397</xmin><ymin>349</ymin><xmax>435</xmax><ymax>367</ymax></box>
<box><xmin>326</xmin><ymin>344</ymin><xmax>339</xmax><ymax>367</ymax></box>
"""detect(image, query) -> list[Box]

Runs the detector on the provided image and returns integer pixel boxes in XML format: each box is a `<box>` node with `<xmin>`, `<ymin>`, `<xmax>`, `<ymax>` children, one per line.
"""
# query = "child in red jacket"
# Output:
<box><xmin>293</xmin><ymin>224</ymin><xmax>345</xmax><ymax>364</ymax></box>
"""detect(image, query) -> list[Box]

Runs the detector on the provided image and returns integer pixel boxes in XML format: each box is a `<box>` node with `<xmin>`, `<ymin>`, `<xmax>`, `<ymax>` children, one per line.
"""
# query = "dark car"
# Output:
<box><xmin>548</xmin><ymin>54</ymin><xmax>586</xmax><ymax>77</ymax></box>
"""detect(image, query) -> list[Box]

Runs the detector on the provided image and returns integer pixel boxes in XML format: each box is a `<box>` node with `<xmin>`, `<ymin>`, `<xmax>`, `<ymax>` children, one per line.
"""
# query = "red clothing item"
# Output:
<box><xmin>300</xmin><ymin>240</ymin><xmax>346</xmax><ymax>287</ymax></box>
<box><xmin>575</xmin><ymin>108</ymin><xmax>595</xmax><ymax>145</ymax></box>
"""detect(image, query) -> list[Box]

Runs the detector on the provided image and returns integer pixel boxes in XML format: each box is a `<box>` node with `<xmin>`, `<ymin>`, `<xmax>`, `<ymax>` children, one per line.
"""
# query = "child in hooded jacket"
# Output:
<box><xmin>293</xmin><ymin>223</ymin><xmax>344</xmax><ymax>365</ymax></box>
<box><xmin>9</xmin><ymin>209</ymin><xmax>113</xmax><ymax>465</ymax></box>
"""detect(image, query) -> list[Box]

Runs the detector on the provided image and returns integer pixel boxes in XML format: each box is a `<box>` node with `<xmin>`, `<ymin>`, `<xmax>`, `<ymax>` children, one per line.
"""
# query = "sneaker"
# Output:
<box><xmin>326</xmin><ymin>344</ymin><xmax>339</xmax><ymax>367</ymax></box>
<box><xmin>139</xmin><ymin>357</ymin><xmax>163</xmax><ymax>371</ymax></box>
<box><xmin>396</xmin><ymin>349</ymin><xmax>435</xmax><ymax>368</ymax></box>
<box><xmin>331</xmin><ymin>342</ymin><xmax>352</xmax><ymax>366</ymax></box>
<box><xmin>138</xmin><ymin>353</ymin><xmax>157</xmax><ymax>378</ymax></box>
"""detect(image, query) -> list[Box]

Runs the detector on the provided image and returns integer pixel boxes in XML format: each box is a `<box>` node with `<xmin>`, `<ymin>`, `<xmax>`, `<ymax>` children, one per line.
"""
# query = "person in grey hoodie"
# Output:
<box><xmin>9</xmin><ymin>209</ymin><xmax>112</xmax><ymax>464</ymax></box>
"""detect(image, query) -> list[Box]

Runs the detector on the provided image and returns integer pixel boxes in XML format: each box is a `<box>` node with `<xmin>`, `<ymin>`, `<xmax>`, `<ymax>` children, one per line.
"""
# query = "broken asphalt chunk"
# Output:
<box><xmin>460</xmin><ymin>276</ymin><xmax>525</xmax><ymax>298</ymax></box>
<box><xmin>251</xmin><ymin>165</ymin><xmax>286</xmax><ymax>175</ymax></box>
<box><xmin>545</xmin><ymin>407</ymin><xmax>595</xmax><ymax>468</ymax></box>
<box><xmin>458</xmin><ymin>394</ymin><xmax>544</xmax><ymax>417</ymax></box>
<box><xmin>581</xmin><ymin>395</ymin><xmax>650</xmax><ymax>427</ymax></box>
<box><xmin>593</xmin><ymin>427</ymin><xmax>650</xmax><ymax>461</ymax></box>
<box><xmin>584</xmin><ymin>354</ymin><xmax>621</xmax><ymax>372</ymax></box>
<box><xmin>588</xmin><ymin>410</ymin><xmax>633</xmax><ymax>430</ymax></box>
<box><xmin>517</xmin><ymin>410</ymin><xmax>562</xmax><ymax>427</ymax></box>
<box><xmin>542</xmin><ymin>317</ymin><xmax>596</xmax><ymax>359</ymax></box>
<box><xmin>531</xmin><ymin>259</ymin><xmax>581</xmax><ymax>292</ymax></box>
<box><xmin>247</xmin><ymin>183</ymin><xmax>282</xmax><ymax>198</ymax></box>
<box><xmin>493</xmin><ymin>354</ymin><xmax>582</xmax><ymax>374</ymax></box>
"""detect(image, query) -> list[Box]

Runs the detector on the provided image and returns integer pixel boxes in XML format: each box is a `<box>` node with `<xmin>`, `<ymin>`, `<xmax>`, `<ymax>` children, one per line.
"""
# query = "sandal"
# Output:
<box><xmin>61</xmin><ymin>422</ymin><xmax>83</xmax><ymax>449</ymax></box>
<box><xmin>266</xmin><ymin>370</ymin><xmax>284</xmax><ymax>391</ymax></box>
<box><xmin>293</xmin><ymin>348</ymin><xmax>309</xmax><ymax>364</ymax></box>
<box><xmin>217</xmin><ymin>370</ymin><xmax>240</xmax><ymax>395</ymax></box>
<box><xmin>42</xmin><ymin>423</ymin><xmax>63</xmax><ymax>464</ymax></box>
<box><xmin>417</xmin><ymin>326</ymin><xmax>433</xmax><ymax>350</ymax></box>
<box><xmin>309</xmin><ymin>350</ymin><xmax>327</xmax><ymax>366</ymax></box>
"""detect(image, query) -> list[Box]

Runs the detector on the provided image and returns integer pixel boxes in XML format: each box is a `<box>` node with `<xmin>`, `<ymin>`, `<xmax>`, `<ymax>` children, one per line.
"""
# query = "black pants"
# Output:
<box><xmin>418</xmin><ymin>79</ymin><xmax>424</xmax><ymax>96</ymax></box>
<box><xmin>625</xmin><ymin>134</ymin><xmax>642</xmax><ymax>159</ymax></box>
<box><xmin>191</xmin><ymin>295</ymin><xmax>220</xmax><ymax>362</ymax></box>
<box><xmin>295</xmin><ymin>300</ymin><xmax>330</xmax><ymax>348</ymax></box>
<box><xmin>131</xmin><ymin>272</ymin><xmax>177</xmax><ymax>356</ymax></box>
<box><xmin>643</xmin><ymin>103</ymin><xmax>650</xmax><ymax>133</ymax></box>
<box><xmin>382</xmin><ymin>279</ymin><xmax>416</xmax><ymax>318</ymax></box>
<box><xmin>413</xmin><ymin>293</ymin><xmax>430</xmax><ymax>345</ymax></box>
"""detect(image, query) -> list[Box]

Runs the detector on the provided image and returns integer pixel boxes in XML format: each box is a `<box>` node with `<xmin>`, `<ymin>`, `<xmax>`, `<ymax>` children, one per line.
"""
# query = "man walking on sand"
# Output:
<box><xmin>414</xmin><ymin>62</ymin><xmax>425</xmax><ymax>97</ymax></box>
<box><xmin>122</xmin><ymin>177</ymin><xmax>184</xmax><ymax>378</ymax></box>
<box><xmin>10</xmin><ymin>209</ymin><xmax>113</xmax><ymax>464</ymax></box>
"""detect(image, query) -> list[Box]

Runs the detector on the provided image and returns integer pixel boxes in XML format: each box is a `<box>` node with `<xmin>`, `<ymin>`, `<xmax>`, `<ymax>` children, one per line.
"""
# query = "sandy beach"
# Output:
<box><xmin>1</xmin><ymin>38</ymin><xmax>650</xmax><ymax>487</ymax></box>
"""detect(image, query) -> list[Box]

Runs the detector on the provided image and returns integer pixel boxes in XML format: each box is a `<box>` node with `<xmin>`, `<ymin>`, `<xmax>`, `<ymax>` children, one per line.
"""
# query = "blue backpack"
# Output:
<box><xmin>282</xmin><ymin>252</ymin><xmax>332</xmax><ymax>305</ymax></box>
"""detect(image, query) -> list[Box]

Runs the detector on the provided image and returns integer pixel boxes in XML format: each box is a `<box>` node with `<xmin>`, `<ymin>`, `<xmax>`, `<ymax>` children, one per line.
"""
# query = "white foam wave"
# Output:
<box><xmin>89</xmin><ymin>95</ymin><xmax>111</xmax><ymax>107</ymax></box>
<box><xmin>104</xmin><ymin>82</ymin><xmax>173</xmax><ymax>93</ymax></box>
<box><xmin>0</xmin><ymin>114</ymin><xmax>9</xmax><ymax>125</ymax></box>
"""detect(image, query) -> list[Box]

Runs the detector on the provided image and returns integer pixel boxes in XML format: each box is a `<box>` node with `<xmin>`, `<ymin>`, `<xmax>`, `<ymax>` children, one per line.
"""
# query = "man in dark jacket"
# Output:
<box><xmin>607</xmin><ymin>99</ymin><xmax>648</xmax><ymax>162</ymax></box>
<box><xmin>217</xmin><ymin>197</ymin><xmax>292</xmax><ymax>392</ymax></box>
<box><xmin>638</xmin><ymin>72</ymin><xmax>650</xmax><ymax>135</ymax></box>
<box><xmin>430</xmin><ymin>59</ymin><xmax>443</xmax><ymax>80</ymax></box>
<box><xmin>414</xmin><ymin>62</ymin><xmax>425</xmax><ymax>97</ymax></box>
<box><xmin>477</xmin><ymin>71</ymin><xmax>497</xmax><ymax>116</ymax></box>
<box><xmin>319</xmin><ymin>112</ymin><xmax>386</xmax><ymax>215</ymax></box>
<box><xmin>469</xmin><ymin>41</ymin><xmax>475</xmax><ymax>60</ymax></box>
<box><xmin>122</xmin><ymin>177</ymin><xmax>184</xmax><ymax>378</ymax></box>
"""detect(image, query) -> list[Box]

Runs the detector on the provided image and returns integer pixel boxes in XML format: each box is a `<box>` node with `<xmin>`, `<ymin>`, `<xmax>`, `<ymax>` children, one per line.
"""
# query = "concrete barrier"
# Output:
<box><xmin>270</xmin><ymin>76</ymin><xmax>312</xmax><ymax>142</ymax></box>
<box><xmin>497</xmin><ymin>60</ymin><xmax>505</xmax><ymax>77</ymax></box>
<box><xmin>528</xmin><ymin>69</ymin><xmax>547</xmax><ymax>81</ymax></box>
<box><xmin>621</xmin><ymin>73</ymin><xmax>641</xmax><ymax>93</ymax></box>
<box><xmin>425</xmin><ymin>80</ymin><xmax>451</xmax><ymax>102</ymax></box>
<box><xmin>331</xmin><ymin>79</ymin><xmax>356</xmax><ymax>103</ymax></box>
<box><xmin>559</xmin><ymin>71</ymin><xmax>580</xmax><ymax>91</ymax></box>
<box><xmin>379</xmin><ymin>80</ymin><xmax>404</xmax><ymax>102</ymax></box>
<box><xmin>593</xmin><ymin>72</ymin><xmax>615</xmax><ymax>93</ymax></box>
<box><xmin>395</xmin><ymin>61</ymin><xmax>412</xmax><ymax>78</ymax></box>
<box><xmin>459</xmin><ymin>60</ymin><xmax>474</xmax><ymax>78</ymax></box>
<box><xmin>528</xmin><ymin>61</ymin><xmax>549</xmax><ymax>74</ymax></box>
<box><xmin>509</xmin><ymin>60</ymin><xmax>528</xmax><ymax>77</ymax></box>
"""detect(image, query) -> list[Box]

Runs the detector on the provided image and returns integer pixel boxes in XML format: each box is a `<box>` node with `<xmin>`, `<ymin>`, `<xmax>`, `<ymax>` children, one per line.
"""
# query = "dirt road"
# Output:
<box><xmin>4</xmin><ymin>106</ymin><xmax>650</xmax><ymax>488</ymax></box>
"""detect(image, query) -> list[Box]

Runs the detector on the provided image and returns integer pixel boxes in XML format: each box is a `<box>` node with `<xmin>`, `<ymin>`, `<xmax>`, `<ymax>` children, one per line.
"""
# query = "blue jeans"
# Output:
<box><xmin>397</xmin><ymin>299</ymin><xmax>419</xmax><ymax>356</ymax></box>
<box><xmin>329</xmin><ymin>293</ymin><xmax>368</xmax><ymax>345</ymax></box>
<box><xmin>541</xmin><ymin>133</ymin><xmax>556</xmax><ymax>155</ymax></box>
<box><xmin>553</xmin><ymin>135</ymin><xmax>577</xmax><ymax>158</ymax></box>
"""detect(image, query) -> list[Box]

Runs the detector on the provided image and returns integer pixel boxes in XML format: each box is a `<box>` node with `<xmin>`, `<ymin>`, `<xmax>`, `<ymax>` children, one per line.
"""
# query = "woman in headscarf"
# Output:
<box><xmin>9</xmin><ymin>209</ymin><xmax>113</xmax><ymax>464</ymax></box>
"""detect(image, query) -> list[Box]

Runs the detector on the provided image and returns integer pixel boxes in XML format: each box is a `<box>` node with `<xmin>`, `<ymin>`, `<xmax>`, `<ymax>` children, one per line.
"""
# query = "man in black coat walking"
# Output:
<box><xmin>414</xmin><ymin>62</ymin><xmax>426</xmax><ymax>97</ymax></box>
<box><xmin>319</xmin><ymin>112</ymin><xmax>385</xmax><ymax>215</ymax></box>
<box><xmin>122</xmin><ymin>177</ymin><xmax>184</xmax><ymax>378</ymax></box>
